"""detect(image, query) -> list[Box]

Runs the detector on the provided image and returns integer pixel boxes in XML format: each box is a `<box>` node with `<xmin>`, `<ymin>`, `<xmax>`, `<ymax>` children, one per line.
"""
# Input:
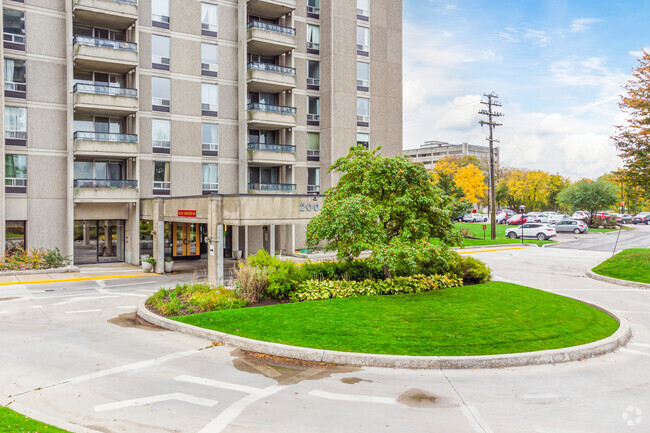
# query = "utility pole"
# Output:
<box><xmin>479</xmin><ymin>92</ymin><xmax>503</xmax><ymax>241</ymax></box>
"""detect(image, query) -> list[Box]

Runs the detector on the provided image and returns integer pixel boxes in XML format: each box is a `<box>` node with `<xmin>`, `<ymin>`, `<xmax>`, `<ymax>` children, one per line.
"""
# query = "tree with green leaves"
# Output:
<box><xmin>557</xmin><ymin>179</ymin><xmax>619</xmax><ymax>225</ymax></box>
<box><xmin>434</xmin><ymin>171</ymin><xmax>472</xmax><ymax>220</ymax></box>
<box><xmin>613</xmin><ymin>50</ymin><xmax>650</xmax><ymax>199</ymax></box>
<box><xmin>306</xmin><ymin>146</ymin><xmax>459</xmax><ymax>278</ymax></box>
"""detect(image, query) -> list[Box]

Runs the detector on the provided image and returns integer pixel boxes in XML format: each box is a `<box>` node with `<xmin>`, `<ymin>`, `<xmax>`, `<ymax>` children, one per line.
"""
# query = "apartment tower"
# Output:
<box><xmin>1</xmin><ymin>0</ymin><xmax>402</xmax><ymax>266</ymax></box>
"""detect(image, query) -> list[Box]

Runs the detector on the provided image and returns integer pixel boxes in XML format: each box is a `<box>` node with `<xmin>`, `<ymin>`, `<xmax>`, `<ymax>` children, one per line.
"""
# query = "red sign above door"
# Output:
<box><xmin>178</xmin><ymin>210</ymin><xmax>197</xmax><ymax>217</ymax></box>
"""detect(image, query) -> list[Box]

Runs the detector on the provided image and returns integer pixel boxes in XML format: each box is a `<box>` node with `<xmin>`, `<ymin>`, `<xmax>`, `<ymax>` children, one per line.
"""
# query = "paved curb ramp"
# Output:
<box><xmin>137</xmin><ymin>297</ymin><xmax>631</xmax><ymax>369</ymax></box>
<box><xmin>585</xmin><ymin>269</ymin><xmax>650</xmax><ymax>290</ymax></box>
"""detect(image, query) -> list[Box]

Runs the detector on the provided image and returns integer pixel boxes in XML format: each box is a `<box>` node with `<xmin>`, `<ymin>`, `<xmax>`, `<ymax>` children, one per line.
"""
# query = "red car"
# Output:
<box><xmin>507</xmin><ymin>214</ymin><xmax>528</xmax><ymax>225</ymax></box>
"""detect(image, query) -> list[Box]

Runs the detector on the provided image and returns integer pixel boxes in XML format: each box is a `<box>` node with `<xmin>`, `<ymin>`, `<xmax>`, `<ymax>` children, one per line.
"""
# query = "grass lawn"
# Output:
<box><xmin>592</xmin><ymin>248</ymin><xmax>650</xmax><ymax>284</ymax></box>
<box><xmin>0</xmin><ymin>407</ymin><xmax>71</xmax><ymax>433</ymax></box>
<box><xmin>173</xmin><ymin>282</ymin><xmax>618</xmax><ymax>356</ymax></box>
<box><xmin>455</xmin><ymin>223</ymin><xmax>553</xmax><ymax>247</ymax></box>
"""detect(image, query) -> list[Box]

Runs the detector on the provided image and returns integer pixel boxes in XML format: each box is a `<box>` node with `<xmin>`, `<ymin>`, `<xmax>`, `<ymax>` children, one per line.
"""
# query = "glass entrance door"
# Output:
<box><xmin>173</xmin><ymin>223</ymin><xmax>199</xmax><ymax>258</ymax></box>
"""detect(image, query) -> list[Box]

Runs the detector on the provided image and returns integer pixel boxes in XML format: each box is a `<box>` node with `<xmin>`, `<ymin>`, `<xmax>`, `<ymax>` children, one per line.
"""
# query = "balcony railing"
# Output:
<box><xmin>248</xmin><ymin>143</ymin><xmax>296</xmax><ymax>153</ymax></box>
<box><xmin>153</xmin><ymin>181</ymin><xmax>170</xmax><ymax>190</ymax></box>
<box><xmin>74</xmin><ymin>179</ymin><xmax>137</xmax><ymax>188</ymax></box>
<box><xmin>3</xmin><ymin>33</ymin><xmax>25</xmax><ymax>44</ymax></box>
<box><xmin>307</xmin><ymin>113</ymin><xmax>320</xmax><ymax>122</ymax></box>
<box><xmin>5</xmin><ymin>130</ymin><xmax>26</xmax><ymax>139</ymax></box>
<box><xmin>5</xmin><ymin>178</ymin><xmax>26</xmax><ymax>187</ymax></box>
<box><xmin>114</xmin><ymin>0</ymin><xmax>137</xmax><ymax>4</ymax></box>
<box><xmin>247</xmin><ymin>62</ymin><xmax>296</xmax><ymax>76</ymax></box>
<box><xmin>247</xmin><ymin>102</ymin><xmax>296</xmax><ymax>115</ymax></box>
<box><xmin>247</xmin><ymin>20</ymin><xmax>296</xmax><ymax>36</ymax></box>
<box><xmin>74</xmin><ymin>131</ymin><xmax>137</xmax><ymax>142</ymax></box>
<box><xmin>307</xmin><ymin>77</ymin><xmax>320</xmax><ymax>86</ymax></box>
<box><xmin>202</xmin><ymin>143</ymin><xmax>219</xmax><ymax>152</ymax></box>
<box><xmin>202</xmin><ymin>182</ymin><xmax>218</xmax><ymax>191</ymax></box>
<box><xmin>74</xmin><ymin>83</ymin><xmax>137</xmax><ymax>97</ymax></box>
<box><xmin>249</xmin><ymin>183</ymin><xmax>296</xmax><ymax>192</ymax></box>
<box><xmin>5</xmin><ymin>82</ymin><xmax>26</xmax><ymax>92</ymax></box>
<box><xmin>73</xmin><ymin>35</ymin><xmax>137</xmax><ymax>51</ymax></box>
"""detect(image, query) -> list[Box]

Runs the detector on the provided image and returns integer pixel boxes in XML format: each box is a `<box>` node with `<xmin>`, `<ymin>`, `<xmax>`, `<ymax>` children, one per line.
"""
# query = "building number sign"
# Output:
<box><xmin>300</xmin><ymin>202</ymin><xmax>321</xmax><ymax>212</ymax></box>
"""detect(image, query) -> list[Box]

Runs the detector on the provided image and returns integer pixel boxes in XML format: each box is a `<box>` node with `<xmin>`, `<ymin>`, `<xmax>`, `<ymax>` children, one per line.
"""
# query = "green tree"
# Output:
<box><xmin>307</xmin><ymin>146</ymin><xmax>459</xmax><ymax>278</ymax></box>
<box><xmin>435</xmin><ymin>171</ymin><xmax>472</xmax><ymax>220</ymax></box>
<box><xmin>557</xmin><ymin>179</ymin><xmax>619</xmax><ymax>225</ymax></box>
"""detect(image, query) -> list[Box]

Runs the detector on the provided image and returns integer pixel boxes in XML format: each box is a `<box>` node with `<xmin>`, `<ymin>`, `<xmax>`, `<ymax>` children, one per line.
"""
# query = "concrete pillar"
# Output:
<box><xmin>291</xmin><ymin>224</ymin><xmax>296</xmax><ymax>255</ymax></box>
<box><xmin>231</xmin><ymin>225</ymin><xmax>239</xmax><ymax>256</ymax></box>
<box><xmin>244</xmin><ymin>225</ymin><xmax>249</xmax><ymax>258</ymax></box>
<box><xmin>270</xmin><ymin>224</ymin><xmax>276</xmax><ymax>256</ymax></box>
<box><xmin>117</xmin><ymin>221</ymin><xmax>125</xmax><ymax>262</ymax></box>
<box><xmin>104</xmin><ymin>220</ymin><xmax>113</xmax><ymax>256</ymax></box>
<box><xmin>83</xmin><ymin>222</ymin><xmax>90</xmax><ymax>246</ymax></box>
<box><xmin>152</xmin><ymin>198</ymin><xmax>164</xmax><ymax>273</ymax></box>
<box><xmin>217</xmin><ymin>224</ymin><xmax>224</xmax><ymax>286</ymax></box>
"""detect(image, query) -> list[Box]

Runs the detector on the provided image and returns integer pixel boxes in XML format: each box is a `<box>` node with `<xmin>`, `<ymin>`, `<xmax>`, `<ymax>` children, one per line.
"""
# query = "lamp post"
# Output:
<box><xmin>519</xmin><ymin>205</ymin><xmax>526</xmax><ymax>244</ymax></box>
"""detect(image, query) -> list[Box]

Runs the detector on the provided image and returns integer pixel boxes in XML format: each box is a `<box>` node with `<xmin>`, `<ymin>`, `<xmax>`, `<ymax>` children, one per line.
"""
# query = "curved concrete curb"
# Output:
<box><xmin>138</xmin><ymin>297</ymin><xmax>631</xmax><ymax>369</ymax></box>
<box><xmin>586</xmin><ymin>269</ymin><xmax>650</xmax><ymax>290</ymax></box>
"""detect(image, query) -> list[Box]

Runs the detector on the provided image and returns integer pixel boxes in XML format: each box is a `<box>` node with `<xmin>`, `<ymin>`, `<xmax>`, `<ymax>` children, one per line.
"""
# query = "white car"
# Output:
<box><xmin>530</xmin><ymin>213</ymin><xmax>552</xmax><ymax>223</ymax></box>
<box><xmin>547</xmin><ymin>213</ymin><xmax>572</xmax><ymax>224</ymax></box>
<box><xmin>572</xmin><ymin>211</ymin><xmax>589</xmax><ymax>220</ymax></box>
<box><xmin>462</xmin><ymin>213</ymin><xmax>488</xmax><ymax>223</ymax></box>
<box><xmin>505</xmin><ymin>223</ymin><xmax>557</xmax><ymax>240</ymax></box>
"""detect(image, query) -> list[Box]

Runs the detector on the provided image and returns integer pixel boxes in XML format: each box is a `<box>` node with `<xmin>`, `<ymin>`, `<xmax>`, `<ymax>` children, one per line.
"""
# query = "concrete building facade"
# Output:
<box><xmin>404</xmin><ymin>140</ymin><xmax>499</xmax><ymax>171</ymax></box>
<box><xmin>1</xmin><ymin>0</ymin><xmax>402</xmax><ymax>267</ymax></box>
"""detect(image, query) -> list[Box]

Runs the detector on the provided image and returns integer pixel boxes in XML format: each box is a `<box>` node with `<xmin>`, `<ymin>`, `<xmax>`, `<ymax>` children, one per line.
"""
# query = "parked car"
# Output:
<box><xmin>632</xmin><ymin>214</ymin><xmax>650</xmax><ymax>225</ymax></box>
<box><xmin>530</xmin><ymin>213</ymin><xmax>552</xmax><ymax>223</ymax></box>
<box><xmin>595</xmin><ymin>211</ymin><xmax>613</xmax><ymax>219</ymax></box>
<box><xmin>547</xmin><ymin>213</ymin><xmax>572</xmax><ymax>224</ymax></box>
<box><xmin>507</xmin><ymin>214</ymin><xmax>528</xmax><ymax>225</ymax></box>
<box><xmin>614</xmin><ymin>214</ymin><xmax>633</xmax><ymax>224</ymax></box>
<box><xmin>555</xmin><ymin>219</ymin><xmax>589</xmax><ymax>234</ymax></box>
<box><xmin>572</xmin><ymin>211</ymin><xmax>590</xmax><ymax>220</ymax></box>
<box><xmin>462</xmin><ymin>213</ymin><xmax>488</xmax><ymax>223</ymax></box>
<box><xmin>505</xmin><ymin>223</ymin><xmax>557</xmax><ymax>240</ymax></box>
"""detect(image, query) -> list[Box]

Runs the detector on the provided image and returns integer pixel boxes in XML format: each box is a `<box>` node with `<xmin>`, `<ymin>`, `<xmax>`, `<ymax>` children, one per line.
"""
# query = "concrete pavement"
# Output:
<box><xmin>1</xmin><ymin>231</ymin><xmax>650</xmax><ymax>432</ymax></box>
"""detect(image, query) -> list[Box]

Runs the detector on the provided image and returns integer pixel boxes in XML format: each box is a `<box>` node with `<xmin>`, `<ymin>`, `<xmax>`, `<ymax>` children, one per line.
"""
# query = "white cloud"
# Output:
<box><xmin>498</xmin><ymin>26</ymin><xmax>549</xmax><ymax>46</ymax></box>
<box><xmin>570</xmin><ymin>18</ymin><xmax>603</xmax><ymax>33</ymax></box>
<box><xmin>629</xmin><ymin>48</ymin><xmax>649</xmax><ymax>57</ymax></box>
<box><xmin>549</xmin><ymin>56</ymin><xmax>628</xmax><ymax>97</ymax></box>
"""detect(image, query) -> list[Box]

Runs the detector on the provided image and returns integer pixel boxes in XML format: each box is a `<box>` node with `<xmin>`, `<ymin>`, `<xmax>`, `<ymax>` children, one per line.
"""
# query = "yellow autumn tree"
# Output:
<box><xmin>432</xmin><ymin>157</ymin><xmax>486</xmax><ymax>204</ymax></box>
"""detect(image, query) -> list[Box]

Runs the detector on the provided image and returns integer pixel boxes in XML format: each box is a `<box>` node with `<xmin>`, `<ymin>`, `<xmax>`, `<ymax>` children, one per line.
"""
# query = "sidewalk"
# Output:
<box><xmin>0</xmin><ymin>263</ymin><xmax>151</xmax><ymax>286</ymax></box>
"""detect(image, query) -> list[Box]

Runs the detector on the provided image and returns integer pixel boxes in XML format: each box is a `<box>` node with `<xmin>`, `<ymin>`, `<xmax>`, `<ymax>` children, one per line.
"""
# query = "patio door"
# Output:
<box><xmin>173</xmin><ymin>223</ymin><xmax>199</xmax><ymax>258</ymax></box>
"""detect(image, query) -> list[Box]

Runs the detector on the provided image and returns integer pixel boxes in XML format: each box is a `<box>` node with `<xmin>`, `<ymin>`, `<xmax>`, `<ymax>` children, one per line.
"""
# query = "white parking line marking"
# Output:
<box><xmin>54</xmin><ymin>295</ymin><xmax>118</xmax><ymax>306</ymax></box>
<box><xmin>66</xmin><ymin>309</ymin><xmax>102</xmax><ymax>314</ymax></box>
<box><xmin>460</xmin><ymin>406</ymin><xmax>493</xmax><ymax>433</ymax></box>
<box><xmin>94</xmin><ymin>393</ymin><xmax>219</xmax><ymax>412</ymax></box>
<box><xmin>621</xmin><ymin>348</ymin><xmax>650</xmax><ymax>358</ymax></box>
<box><xmin>308</xmin><ymin>389</ymin><xmax>396</xmax><ymax>405</ymax></box>
<box><xmin>466</xmin><ymin>406</ymin><xmax>495</xmax><ymax>433</ymax></box>
<box><xmin>198</xmin><ymin>384</ymin><xmax>287</xmax><ymax>433</ymax></box>
<box><xmin>175</xmin><ymin>375</ymin><xmax>261</xmax><ymax>394</ymax></box>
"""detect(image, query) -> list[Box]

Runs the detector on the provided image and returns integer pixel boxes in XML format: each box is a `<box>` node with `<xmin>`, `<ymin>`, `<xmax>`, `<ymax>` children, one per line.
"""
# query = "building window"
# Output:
<box><xmin>151</xmin><ymin>35</ymin><xmax>170</xmax><ymax>70</ymax></box>
<box><xmin>5</xmin><ymin>154</ymin><xmax>27</xmax><ymax>192</ymax></box>
<box><xmin>73</xmin><ymin>160</ymin><xmax>126</xmax><ymax>186</ymax></box>
<box><xmin>202</xmin><ymin>163</ymin><xmax>218</xmax><ymax>193</ymax></box>
<box><xmin>201</xmin><ymin>3</ymin><xmax>218</xmax><ymax>37</ymax></box>
<box><xmin>151</xmin><ymin>0</ymin><xmax>170</xmax><ymax>28</ymax></box>
<box><xmin>357</xmin><ymin>132</ymin><xmax>369</xmax><ymax>148</ymax></box>
<box><xmin>307</xmin><ymin>168</ymin><xmax>320</xmax><ymax>194</ymax></box>
<box><xmin>307</xmin><ymin>0</ymin><xmax>320</xmax><ymax>17</ymax></box>
<box><xmin>357</xmin><ymin>26</ymin><xmax>369</xmax><ymax>55</ymax></box>
<box><xmin>152</xmin><ymin>77</ymin><xmax>170</xmax><ymax>112</ymax></box>
<box><xmin>201</xmin><ymin>43</ymin><xmax>218</xmax><ymax>76</ymax></box>
<box><xmin>202</xmin><ymin>123</ymin><xmax>219</xmax><ymax>155</ymax></box>
<box><xmin>357</xmin><ymin>97</ymin><xmax>369</xmax><ymax>125</ymax></box>
<box><xmin>307</xmin><ymin>96</ymin><xmax>320</xmax><ymax>124</ymax></box>
<box><xmin>3</xmin><ymin>9</ymin><xmax>25</xmax><ymax>51</ymax></box>
<box><xmin>153</xmin><ymin>161</ymin><xmax>170</xmax><ymax>194</ymax></box>
<box><xmin>307</xmin><ymin>60</ymin><xmax>320</xmax><ymax>89</ymax></box>
<box><xmin>357</xmin><ymin>0</ymin><xmax>370</xmax><ymax>19</ymax></box>
<box><xmin>4</xmin><ymin>106</ymin><xmax>26</xmax><ymax>146</ymax></box>
<box><xmin>4</xmin><ymin>58</ymin><xmax>26</xmax><ymax>98</ymax></box>
<box><xmin>249</xmin><ymin>129</ymin><xmax>276</xmax><ymax>145</ymax></box>
<box><xmin>5</xmin><ymin>220</ymin><xmax>25</xmax><ymax>252</ymax></box>
<box><xmin>307</xmin><ymin>24</ymin><xmax>320</xmax><ymax>52</ymax></box>
<box><xmin>249</xmin><ymin>166</ymin><xmax>279</xmax><ymax>186</ymax></box>
<box><xmin>307</xmin><ymin>132</ymin><xmax>320</xmax><ymax>161</ymax></box>
<box><xmin>152</xmin><ymin>119</ymin><xmax>171</xmax><ymax>152</ymax></box>
<box><xmin>201</xmin><ymin>83</ymin><xmax>218</xmax><ymax>116</ymax></box>
<box><xmin>357</xmin><ymin>61</ymin><xmax>369</xmax><ymax>90</ymax></box>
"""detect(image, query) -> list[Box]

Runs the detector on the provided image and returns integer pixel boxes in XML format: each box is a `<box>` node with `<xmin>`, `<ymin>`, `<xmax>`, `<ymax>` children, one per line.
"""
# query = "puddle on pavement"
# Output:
<box><xmin>231</xmin><ymin>349</ymin><xmax>360</xmax><ymax>385</ymax></box>
<box><xmin>0</xmin><ymin>297</ymin><xmax>19</xmax><ymax>302</ymax></box>
<box><xmin>108</xmin><ymin>312</ymin><xmax>167</xmax><ymax>331</ymax></box>
<box><xmin>341</xmin><ymin>377</ymin><xmax>373</xmax><ymax>385</ymax></box>
<box><xmin>397</xmin><ymin>388</ymin><xmax>456</xmax><ymax>408</ymax></box>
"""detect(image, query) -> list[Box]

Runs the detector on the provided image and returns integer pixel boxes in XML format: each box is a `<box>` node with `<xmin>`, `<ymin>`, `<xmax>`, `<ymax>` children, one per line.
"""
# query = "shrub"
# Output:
<box><xmin>236</xmin><ymin>250</ymin><xmax>308</xmax><ymax>299</ymax></box>
<box><xmin>0</xmin><ymin>247</ymin><xmax>71</xmax><ymax>272</ymax></box>
<box><xmin>301</xmin><ymin>259</ymin><xmax>383</xmax><ymax>281</ymax></box>
<box><xmin>289</xmin><ymin>273</ymin><xmax>463</xmax><ymax>302</ymax></box>
<box><xmin>234</xmin><ymin>264</ymin><xmax>269</xmax><ymax>303</ymax></box>
<box><xmin>452</xmin><ymin>256</ymin><xmax>492</xmax><ymax>285</ymax></box>
<box><xmin>148</xmin><ymin>283</ymin><xmax>247</xmax><ymax>317</ymax></box>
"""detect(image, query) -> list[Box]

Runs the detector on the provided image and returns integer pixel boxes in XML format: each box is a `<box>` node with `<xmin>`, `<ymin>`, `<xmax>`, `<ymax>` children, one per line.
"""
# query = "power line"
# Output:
<box><xmin>478</xmin><ymin>92</ymin><xmax>504</xmax><ymax>241</ymax></box>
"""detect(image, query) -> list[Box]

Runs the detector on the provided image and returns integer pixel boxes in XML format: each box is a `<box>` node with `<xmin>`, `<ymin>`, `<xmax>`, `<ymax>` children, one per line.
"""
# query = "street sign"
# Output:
<box><xmin>482</xmin><ymin>224</ymin><xmax>487</xmax><ymax>230</ymax></box>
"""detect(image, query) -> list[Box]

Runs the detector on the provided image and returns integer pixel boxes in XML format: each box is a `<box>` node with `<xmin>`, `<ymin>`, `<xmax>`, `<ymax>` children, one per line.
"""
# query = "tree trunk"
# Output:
<box><xmin>383</xmin><ymin>264</ymin><xmax>392</xmax><ymax>279</ymax></box>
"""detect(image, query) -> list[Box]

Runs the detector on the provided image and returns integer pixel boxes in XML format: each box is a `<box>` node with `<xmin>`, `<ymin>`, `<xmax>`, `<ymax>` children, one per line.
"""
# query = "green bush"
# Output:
<box><xmin>234</xmin><ymin>264</ymin><xmax>269</xmax><ymax>303</ymax></box>
<box><xmin>289</xmin><ymin>273</ymin><xmax>463</xmax><ymax>302</ymax></box>
<box><xmin>301</xmin><ymin>259</ymin><xmax>383</xmax><ymax>281</ymax></box>
<box><xmin>452</xmin><ymin>256</ymin><xmax>492</xmax><ymax>285</ymax></box>
<box><xmin>0</xmin><ymin>247</ymin><xmax>71</xmax><ymax>272</ymax></box>
<box><xmin>237</xmin><ymin>250</ymin><xmax>308</xmax><ymax>299</ymax></box>
<box><xmin>148</xmin><ymin>283</ymin><xmax>247</xmax><ymax>317</ymax></box>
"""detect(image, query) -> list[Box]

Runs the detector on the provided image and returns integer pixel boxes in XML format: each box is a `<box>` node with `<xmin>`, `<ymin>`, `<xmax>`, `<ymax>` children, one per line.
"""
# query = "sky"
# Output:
<box><xmin>402</xmin><ymin>0</ymin><xmax>650</xmax><ymax>179</ymax></box>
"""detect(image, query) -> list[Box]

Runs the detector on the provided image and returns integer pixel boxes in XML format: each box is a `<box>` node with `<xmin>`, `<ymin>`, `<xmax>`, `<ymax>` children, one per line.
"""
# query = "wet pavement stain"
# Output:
<box><xmin>231</xmin><ymin>349</ymin><xmax>360</xmax><ymax>385</ymax></box>
<box><xmin>397</xmin><ymin>388</ymin><xmax>456</xmax><ymax>408</ymax></box>
<box><xmin>341</xmin><ymin>377</ymin><xmax>374</xmax><ymax>385</ymax></box>
<box><xmin>108</xmin><ymin>312</ymin><xmax>167</xmax><ymax>331</ymax></box>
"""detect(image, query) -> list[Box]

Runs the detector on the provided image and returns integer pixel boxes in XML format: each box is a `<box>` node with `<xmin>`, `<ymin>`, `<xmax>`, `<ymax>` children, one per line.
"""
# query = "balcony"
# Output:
<box><xmin>74</xmin><ymin>83</ymin><xmax>138</xmax><ymax>115</ymax></box>
<box><xmin>247</xmin><ymin>102</ymin><xmax>296</xmax><ymax>130</ymax></box>
<box><xmin>73</xmin><ymin>179</ymin><xmax>139</xmax><ymax>203</ymax></box>
<box><xmin>248</xmin><ymin>182</ymin><xmax>296</xmax><ymax>193</ymax></box>
<box><xmin>73</xmin><ymin>131</ymin><xmax>138</xmax><ymax>157</ymax></box>
<box><xmin>248</xmin><ymin>143</ymin><xmax>297</xmax><ymax>164</ymax></box>
<box><xmin>247</xmin><ymin>62</ymin><xmax>296</xmax><ymax>93</ymax></box>
<box><xmin>247</xmin><ymin>0</ymin><xmax>295</xmax><ymax>20</ymax></box>
<box><xmin>73</xmin><ymin>35</ymin><xmax>138</xmax><ymax>73</ymax></box>
<box><xmin>247</xmin><ymin>21</ymin><xmax>296</xmax><ymax>56</ymax></box>
<box><xmin>73</xmin><ymin>0</ymin><xmax>138</xmax><ymax>28</ymax></box>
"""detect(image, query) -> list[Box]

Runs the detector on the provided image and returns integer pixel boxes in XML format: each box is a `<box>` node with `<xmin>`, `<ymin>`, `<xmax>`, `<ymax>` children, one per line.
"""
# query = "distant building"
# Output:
<box><xmin>404</xmin><ymin>141</ymin><xmax>499</xmax><ymax>170</ymax></box>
